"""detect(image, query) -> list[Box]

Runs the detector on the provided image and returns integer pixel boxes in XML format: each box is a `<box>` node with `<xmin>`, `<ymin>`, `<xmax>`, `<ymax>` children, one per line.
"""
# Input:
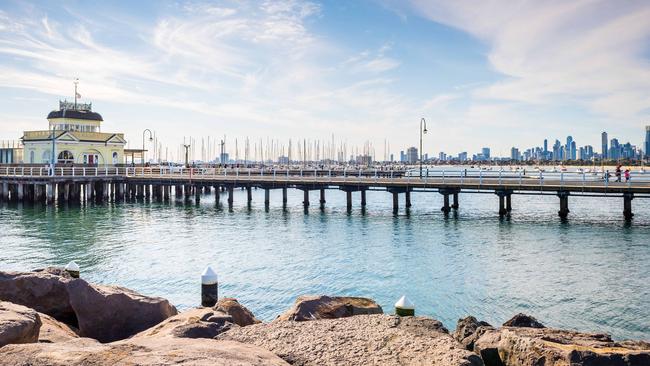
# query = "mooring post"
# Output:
<box><xmin>623</xmin><ymin>192</ymin><xmax>634</xmax><ymax>221</ymax></box>
<box><xmin>282</xmin><ymin>187</ymin><xmax>288</xmax><ymax>206</ymax></box>
<box><xmin>395</xmin><ymin>295</ymin><xmax>414</xmax><ymax>316</ymax></box>
<box><xmin>557</xmin><ymin>191</ymin><xmax>570</xmax><ymax>219</ymax></box>
<box><xmin>303</xmin><ymin>189</ymin><xmax>309</xmax><ymax>207</ymax></box>
<box><xmin>264</xmin><ymin>188</ymin><xmax>270</xmax><ymax>206</ymax></box>
<box><xmin>64</xmin><ymin>261</ymin><xmax>80</xmax><ymax>278</ymax></box>
<box><xmin>405</xmin><ymin>190</ymin><xmax>411</xmax><ymax>208</ymax></box>
<box><xmin>246</xmin><ymin>186</ymin><xmax>252</xmax><ymax>203</ymax></box>
<box><xmin>360</xmin><ymin>189</ymin><xmax>366</xmax><ymax>208</ymax></box>
<box><xmin>201</xmin><ymin>266</ymin><xmax>219</xmax><ymax>307</ymax></box>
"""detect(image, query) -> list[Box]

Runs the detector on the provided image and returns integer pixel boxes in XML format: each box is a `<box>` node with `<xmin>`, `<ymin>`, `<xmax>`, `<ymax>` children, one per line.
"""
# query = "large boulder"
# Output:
<box><xmin>215</xmin><ymin>298</ymin><xmax>261</xmax><ymax>327</ymax></box>
<box><xmin>0</xmin><ymin>337</ymin><xmax>289</xmax><ymax>365</ymax></box>
<box><xmin>474</xmin><ymin>324</ymin><xmax>650</xmax><ymax>366</ymax></box>
<box><xmin>133</xmin><ymin>307</ymin><xmax>235</xmax><ymax>339</ymax></box>
<box><xmin>66</xmin><ymin>280</ymin><xmax>178</xmax><ymax>342</ymax></box>
<box><xmin>275</xmin><ymin>295</ymin><xmax>383</xmax><ymax>321</ymax></box>
<box><xmin>0</xmin><ymin>269</ymin><xmax>75</xmax><ymax>325</ymax></box>
<box><xmin>502</xmin><ymin>313</ymin><xmax>545</xmax><ymax>328</ymax></box>
<box><xmin>37</xmin><ymin>312</ymin><xmax>79</xmax><ymax>343</ymax></box>
<box><xmin>220</xmin><ymin>314</ymin><xmax>483</xmax><ymax>365</ymax></box>
<box><xmin>0</xmin><ymin>301</ymin><xmax>42</xmax><ymax>347</ymax></box>
<box><xmin>454</xmin><ymin>316</ymin><xmax>495</xmax><ymax>351</ymax></box>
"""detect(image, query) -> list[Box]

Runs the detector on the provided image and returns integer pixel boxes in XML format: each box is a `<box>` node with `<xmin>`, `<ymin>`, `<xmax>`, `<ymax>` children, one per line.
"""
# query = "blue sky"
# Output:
<box><xmin>0</xmin><ymin>0</ymin><xmax>648</xmax><ymax>160</ymax></box>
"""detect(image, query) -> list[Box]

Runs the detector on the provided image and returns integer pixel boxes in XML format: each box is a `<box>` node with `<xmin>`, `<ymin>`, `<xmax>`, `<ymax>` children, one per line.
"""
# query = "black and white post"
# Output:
<box><xmin>201</xmin><ymin>266</ymin><xmax>219</xmax><ymax>307</ymax></box>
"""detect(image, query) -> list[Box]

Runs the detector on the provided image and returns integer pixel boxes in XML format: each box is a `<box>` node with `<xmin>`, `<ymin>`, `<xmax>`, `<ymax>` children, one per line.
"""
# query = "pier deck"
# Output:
<box><xmin>1</xmin><ymin>166</ymin><xmax>648</xmax><ymax>220</ymax></box>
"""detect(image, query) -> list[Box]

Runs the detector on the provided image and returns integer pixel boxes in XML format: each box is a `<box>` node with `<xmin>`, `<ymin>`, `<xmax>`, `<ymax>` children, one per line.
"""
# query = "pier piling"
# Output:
<box><xmin>303</xmin><ymin>189</ymin><xmax>310</xmax><ymax>207</ymax></box>
<box><xmin>320</xmin><ymin>188</ymin><xmax>326</xmax><ymax>209</ymax></box>
<box><xmin>392</xmin><ymin>191</ymin><xmax>399</xmax><ymax>213</ymax></box>
<box><xmin>360</xmin><ymin>190</ymin><xmax>366</xmax><ymax>208</ymax></box>
<box><xmin>557</xmin><ymin>191</ymin><xmax>570</xmax><ymax>218</ymax></box>
<box><xmin>346</xmin><ymin>191</ymin><xmax>352</xmax><ymax>212</ymax></box>
<box><xmin>282</xmin><ymin>187</ymin><xmax>288</xmax><ymax>206</ymax></box>
<box><xmin>624</xmin><ymin>192</ymin><xmax>634</xmax><ymax>221</ymax></box>
<box><xmin>227</xmin><ymin>186</ymin><xmax>234</xmax><ymax>207</ymax></box>
<box><xmin>405</xmin><ymin>190</ymin><xmax>412</xmax><ymax>208</ymax></box>
<box><xmin>264</xmin><ymin>188</ymin><xmax>270</xmax><ymax>206</ymax></box>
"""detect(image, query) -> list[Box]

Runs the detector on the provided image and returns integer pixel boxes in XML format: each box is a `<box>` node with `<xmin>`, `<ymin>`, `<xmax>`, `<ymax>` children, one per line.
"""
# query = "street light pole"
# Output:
<box><xmin>50</xmin><ymin>124</ymin><xmax>57</xmax><ymax>176</ymax></box>
<box><xmin>142</xmin><ymin>129</ymin><xmax>153</xmax><ymax>167</ymax></box>
<box><xmin>420</xmin><ymin>117</ymin><xmax>427</xmax><ymax>178</ymax></box>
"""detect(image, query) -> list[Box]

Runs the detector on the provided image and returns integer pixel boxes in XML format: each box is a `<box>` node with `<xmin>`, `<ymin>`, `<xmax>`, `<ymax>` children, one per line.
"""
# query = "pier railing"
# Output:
<box><xmin>2</xmin><ymin>166</ymin><xmax>649</xmax><ymax>190</ymax></box>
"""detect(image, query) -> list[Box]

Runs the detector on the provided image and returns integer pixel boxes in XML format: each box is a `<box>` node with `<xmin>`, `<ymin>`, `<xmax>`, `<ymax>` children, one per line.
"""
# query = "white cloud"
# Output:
<box><xmin>409</xmin><ymin>0</ymin><xmax>650</xmax><ymax>121</ymax></box>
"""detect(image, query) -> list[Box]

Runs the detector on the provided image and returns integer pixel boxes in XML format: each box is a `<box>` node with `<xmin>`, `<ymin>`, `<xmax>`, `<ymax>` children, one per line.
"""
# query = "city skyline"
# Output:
<box><xmin>0</xmin><ymin>0</ymin><xmax>649</xmax><ymax>154</ymax></box>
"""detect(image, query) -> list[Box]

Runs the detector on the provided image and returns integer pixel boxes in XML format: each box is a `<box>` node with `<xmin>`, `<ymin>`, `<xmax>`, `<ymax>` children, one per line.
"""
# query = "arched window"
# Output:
<box><xmin>57</xmin><ymin>150</ymin><xmax>74</xmax><ymax>164</ymax></box>
<box><xmin>112</xmin><ymin>152</ymin><xmax>119</xmax><ymax>165</ymax></box>
<box><xmin>42</xmin><ymin>150</ymin><xmax>51</xmax><ymax>163</ymax></box>
<box><xmin>29</xmin><ymin>150</ymin><xmax>34</xmax><ymax>164</ymax></box>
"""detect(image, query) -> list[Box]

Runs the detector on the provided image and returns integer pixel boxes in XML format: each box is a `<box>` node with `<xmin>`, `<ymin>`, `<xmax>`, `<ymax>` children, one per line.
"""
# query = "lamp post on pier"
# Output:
<box><xmin>419</xmin><ymin>117</ymin><xmax>427</xmax><ymax>178</ymax></box>
<box><xmin>142</xmin><ymin>129</ymin><xmax>153</xmax><ymax>167</ymax></box>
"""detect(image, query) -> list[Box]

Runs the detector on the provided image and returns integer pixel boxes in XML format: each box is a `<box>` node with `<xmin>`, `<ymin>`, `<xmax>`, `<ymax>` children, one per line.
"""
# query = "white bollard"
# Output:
<box><xmin>201</xmin><ymin>266</ymin><xmax>219</xmax><ymax>307</ymax></box>
<box><xmin>394</xmin><ymin>295</ymin><xmax>414</xmax><ymax>316</ymax></box>
<box><xmin>64</xmin><ymin>261</ymin><xmax>80</xmax><ymax>278</ymax></box>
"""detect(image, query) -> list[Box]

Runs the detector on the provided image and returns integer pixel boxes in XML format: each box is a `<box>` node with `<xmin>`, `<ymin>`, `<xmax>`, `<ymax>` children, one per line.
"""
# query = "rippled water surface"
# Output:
<box><xmin>1</xmin><ymin>188</ymin><xmax>649</xmax><ymax>340</ymax></box>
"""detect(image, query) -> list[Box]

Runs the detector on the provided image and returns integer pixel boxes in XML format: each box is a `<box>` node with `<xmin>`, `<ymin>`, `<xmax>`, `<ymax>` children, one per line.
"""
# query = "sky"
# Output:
<box><xmin>0</xmin><ymin>0</ymin><xmax>648</xmax><ymax>160</ymax></box>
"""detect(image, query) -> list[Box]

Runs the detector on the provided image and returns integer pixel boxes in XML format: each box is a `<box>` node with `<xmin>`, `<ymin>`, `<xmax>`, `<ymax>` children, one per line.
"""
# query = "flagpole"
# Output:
<box><xmin>74</xmin><ymin>78</ymin><xmax>79</xmax><ymax>109</ymax></box>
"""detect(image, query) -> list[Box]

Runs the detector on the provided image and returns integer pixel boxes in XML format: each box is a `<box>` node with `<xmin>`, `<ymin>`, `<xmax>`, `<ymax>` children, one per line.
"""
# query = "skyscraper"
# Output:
<box><xmin>406</xmin><ymin>147</ymin><xmax>418</xmax><ymax>164</ymax></box>
<box><xmin>645</xmin><ymin>126</ymin><xmax>650</xmax><ymax>159</ymax></box>
<box><xmin>543</xmin><ymin>139</ymin><xmax>548</xmax><ymax>154</ymax></box>
<box><xmin>482</xmin><ymin>147</ymin><xmax>490</xmax><ymax>160</ymax></box>
<box><xmin>601</xmin><ymin>131</ymin><xmax>608</xmax><ymax>159</ymax></box>
<box><xmin>565</xmin><ymin>136</ymin><xmax>574</xmax><ymax>160</ymax></box>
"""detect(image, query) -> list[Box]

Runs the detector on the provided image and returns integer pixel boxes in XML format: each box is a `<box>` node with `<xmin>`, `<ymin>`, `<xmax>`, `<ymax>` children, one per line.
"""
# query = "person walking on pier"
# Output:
<box><xmin>625</xmin><ymin>169</ymin><xmax>631</xmax><ymax>183</ymax></box>
<box><xmin>615</xmin><ymin>165</ymin><xmax>622</xmax><ymax>182</ymax></box>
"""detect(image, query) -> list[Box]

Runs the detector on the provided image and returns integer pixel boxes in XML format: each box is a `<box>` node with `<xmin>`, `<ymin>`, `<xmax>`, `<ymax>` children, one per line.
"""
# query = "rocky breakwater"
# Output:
<box><xmin>454</xmin><ymin>313</ymin><xmax>650</xmax><ymax>366</ymax></box>
<box><xmin>1</xmin><ymin>269</ymin><xmax>649</xmax><ymax>365</ymax></box>
<box><xmin>0</xmin><ymin>268</ymin><xmax>177</xmax><ymax>342</ymax></box>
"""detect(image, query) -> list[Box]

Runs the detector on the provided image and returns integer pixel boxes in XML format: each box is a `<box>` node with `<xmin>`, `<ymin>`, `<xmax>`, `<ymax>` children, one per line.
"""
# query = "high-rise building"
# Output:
<box><xmin>458</xmin><ymin>152</ymin><xmax>468</xmax><ymax>162</ymax></box>
<box><xmin>609</xmin><ymin>138</ymin><xmax>620</xmax><ymax>160</ymax></box>
<box><xmin>439</xmin><ymin>152</ymin><xmax>446</xmax><ymax>161</ymax></box>
<box><xmin>482</xmin><ymin>147</ymin><xmax>491</xmax><ymax>160</ymax></box>
<box><xmin>552</xmin><ymin>140</ymin><xmax>561</xmax><ymax>161</ymax></box>
<box><xmin>645</xmin><ymin>126</ymin><xmax>650</xmax><ymax>159</ymax></box>
<box><xmin>601</xmin><ymin>131</ymin><xmax>608</xmax><ymax>159</ymax></box>
<box><xmin>406</xmin><ymin>147</ymin><xmax>418</xmax><ymax>164</ymax></box>
<box><xmin>510</xmin><ymin>147</ymin><xmax>520</xmax><ymax>161</ymax></box>
<box><xmin>400</xmin><ymin>151</ymin><xmax>406</xmax><ymax>162</ymax></box>
<box><xmin>543</xmin><ymin>139</ymin><xmax>548</xmax><ymax>154</ymax></box>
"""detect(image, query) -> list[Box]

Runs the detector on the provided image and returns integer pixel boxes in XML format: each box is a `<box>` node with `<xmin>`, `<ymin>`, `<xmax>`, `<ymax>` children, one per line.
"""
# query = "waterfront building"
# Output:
<box><xmin>406</xmin><ymin>147</ymin><xmax>418</xmax><ymax>164</ymax></box>
<box><xmin>644</xmin><ymin>126</ymin><xmax>650</xmax><ymax>159</ymax></box>
<box><xmin>22</xmin><ymin>100</ymin><xmax>126</xmax><ymax>165</ymax></box>
<box><xmin>601</xmin><ymin>131</ymin><xmax>608</xmax><ymax>159</ymax></box>
<box><xmin>458</xmin><ymin>152</ymin><xmax>468</xmax><ymax>162</ymax></box>
<box><xmin>439</xmin><ymin>152</ymin><xmax>446</xmax><ymax>161</ymax></box>
<box><xmin>399</xmin><ymin>150</ymin><xmax>406</xmax><ymax>162</ymax></box>
<box><xmin>0</xmin><ymin>141</ymin><xmax>24</xmax><ymax>164</ymax></box>
<box><xmin>552</xmin><ymin>140</ymin><xmax>561</xmax><ymax>161</ymax></box>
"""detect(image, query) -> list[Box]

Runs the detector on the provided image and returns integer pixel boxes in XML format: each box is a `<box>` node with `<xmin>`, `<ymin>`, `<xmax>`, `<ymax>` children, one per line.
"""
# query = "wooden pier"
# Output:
<box><xmin>1</xmin><ymin>166</ymin><xmax>648</xmax><ymax>221</ymax></box>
